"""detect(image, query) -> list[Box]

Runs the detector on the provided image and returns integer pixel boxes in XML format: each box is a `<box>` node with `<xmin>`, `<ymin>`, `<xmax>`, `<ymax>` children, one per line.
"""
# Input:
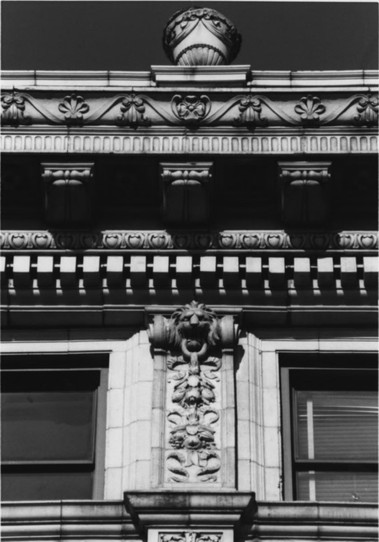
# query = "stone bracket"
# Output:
<box><xmin>123</xmin><ymin>491</ymin><xmax>256</xmax><ymax>542</ymax></box>
<box><xmin>279</xmin><ymin>161</ymin><xmax>331</xmax><ymax>227</ymax></box>
<box><xmin>160</xmin><ymin>163</ymin><xmax>213</xmax><ymax>226</ymax></box>
<box><xmin>41</xmin><ymin>162</ymin><xmax>94</xmax><ymax>227</ymax></box>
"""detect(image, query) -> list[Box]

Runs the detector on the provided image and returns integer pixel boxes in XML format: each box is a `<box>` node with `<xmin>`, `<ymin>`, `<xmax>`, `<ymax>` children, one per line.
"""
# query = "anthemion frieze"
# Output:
<box><xmin>1</xmin><ymin>68</ymin><xmax>377</xmax><ymax>154</ymax></box>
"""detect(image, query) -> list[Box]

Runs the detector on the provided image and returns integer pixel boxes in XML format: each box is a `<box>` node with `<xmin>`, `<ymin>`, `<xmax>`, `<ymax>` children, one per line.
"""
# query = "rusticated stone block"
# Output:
<box><xmin>293</xmin><ymin>257</ymin><xmax>312</xmax><ymax>289</ymax></box>
<box><xmin>317</xmin><ymin>257</ymin><xmax>335</xmax><ymax>289</ymax></box>
<box><xmin>340</xmin><ymin>257</ymin><xmax>358</xmax><ymax>289</ymax></box>
<box><xmin>153</xmin><ymin>256</ymin><xmax>170</xmax><ymax>288</ymax></box>
<box><xmin>175</xmin><ymin>256</ymin><xmax>193</xmax><ymax>288</ymax></box>
<box><xmin>223</xmin><ymin>256</ymin><xmax>240</xmax><ymax>288</ymax></box>
<box><xmin>199</xmin><ymin>255</ymin><xmax>217</xmax><ymax>288</ymax></box>
<box><xmin>36</xmin><ymin>256</ymin><xmax>54</xmax><ymax>287</ymax></box>
<box><xmin>268</xmin><ymin>257</ymin><xmax>286</xmax><ymax>289</ymax></box>
<box><xmin>130</xmin><ymin>256</ymin><xmax>147</xmax><ymax>288</ymax></box>
<box><xmin>106</xmin><ymin>256</ymin><xmax>124</xmax><ymax>288</ymax></box>
<box><xmin>245</xmin><ymin>257</ymin><xmax>263</xmax><ymax>288</ymax></box>
<box><xmin>12</xmin><ymin>256</ymin><xmax>32</xmax><ymax>287</ymax></box>
<box><xmin>82</xmin><ymin>256</ymin><xmax>101</xmax><ymax>287</ymax></box>
<box><xmin>0</xmin><ymin>256</ymin><xmax>7</xmax><ymax>285</ymax></box>
<box><xmin>60</xmin><ymin>256</ymin><xmax>77</xmax><ymax>288</ymax></box>
<box><xmin>363</xmin><ymin>257</ymin><xmax>378</xmax><ymax>289</ymax></box>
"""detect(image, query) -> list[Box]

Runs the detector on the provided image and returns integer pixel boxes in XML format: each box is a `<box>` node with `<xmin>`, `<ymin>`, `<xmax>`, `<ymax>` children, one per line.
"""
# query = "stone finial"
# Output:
<box><xmin>163</xmin><ymin>6</ymin><xmax>241</xmax><ymax>66</ymax></box>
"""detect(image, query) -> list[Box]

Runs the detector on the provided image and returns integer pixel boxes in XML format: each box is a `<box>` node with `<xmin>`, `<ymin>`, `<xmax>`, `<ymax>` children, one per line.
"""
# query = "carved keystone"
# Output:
<box><xmin>148</xmin><ymin>302</ymin><xmax>238</xmax><ymax>488</ymax></box>
<box><xmin>279</xmin><ymin>162</ymin><xmax>331</xmax><ymax>227</ymax></box>
<box><xmin>161</xmin><ymin>163</ymin><xmax>213</xmax><ymax>226</ymax></box>
<box><xmin>41</xmin><ymin>163</ymin><xmax>94</xmax><ymax>227</ymax></box>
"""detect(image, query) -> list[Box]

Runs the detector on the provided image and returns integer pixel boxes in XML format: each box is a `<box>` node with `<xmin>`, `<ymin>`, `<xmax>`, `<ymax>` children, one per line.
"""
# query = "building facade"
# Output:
<box><xmin>1</xmin><ymin>6</ymin><xmax>378</xmax><ymax>541</ymax></box>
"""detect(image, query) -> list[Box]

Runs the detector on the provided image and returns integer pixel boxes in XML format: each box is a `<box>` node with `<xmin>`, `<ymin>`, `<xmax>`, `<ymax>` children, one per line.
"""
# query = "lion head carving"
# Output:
<box><xmin>168</xmin><ymin>301</ymin><xmax>220</xmax><ymax>357</ymax></box>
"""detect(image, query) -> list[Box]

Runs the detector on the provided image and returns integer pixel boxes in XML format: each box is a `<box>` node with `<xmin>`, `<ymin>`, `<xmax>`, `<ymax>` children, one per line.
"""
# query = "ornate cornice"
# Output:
<box><xmin>1</xmin><ymin>230</ymin><xmax>377</xmax><ymax>251</ymax></box>
<box><xmin>1</xmin><ymin>90</ymin><xmax>378</xmax><ymax>128</ymax></box>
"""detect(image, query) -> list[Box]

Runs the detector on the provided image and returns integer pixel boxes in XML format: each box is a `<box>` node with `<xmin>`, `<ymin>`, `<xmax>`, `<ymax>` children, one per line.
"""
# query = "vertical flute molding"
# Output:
<box><xmin>148</xmin><ymin>315</ymin><xmax>169</xmax><ymax>488</ymax></box>
<box><xmin>148</xmin><ymin>302</ymin><xmax>238</xmax><ymax>489</ymax></box>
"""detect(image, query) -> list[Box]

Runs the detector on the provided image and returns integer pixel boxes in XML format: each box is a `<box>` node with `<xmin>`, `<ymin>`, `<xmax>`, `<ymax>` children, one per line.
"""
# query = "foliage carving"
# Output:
<box><xmin>294</xmin><ymin>95</ymin><xmax>326</xmax><ymax>125</ymax></box>
<box><xmin>1</xmin><ymin>92</ymin><xmax>28</xmax><ymax>125</ymax></box>
<box><xmin>58</xmin><ymin>94</ymin><xmax>90</xmax><ymax>125</ymax></box>
<box><xmin>117</xmin><ymin>94</ymin><xmax>151</xmax><ymax>127</ymax></box>
<box><xmin>162</xmin><ymin>301</ymin><xmax>222</xmax><ymax>483</ymax></box>
<box><xmin>171</xmin><ymin>95</ymin><xmax>211</xmax><ymax>125</ymax></box>
<box><xmin>354</xmin><ymin>94</ymin><xmax>378</xmax><ymax>126</ymax></box>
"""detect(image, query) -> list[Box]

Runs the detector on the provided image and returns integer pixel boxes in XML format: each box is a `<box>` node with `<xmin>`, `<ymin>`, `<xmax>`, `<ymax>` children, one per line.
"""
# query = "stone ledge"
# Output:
<box><xmin>1</xmin><ymin>69</ymin><xmax>378</xmax><ymax>89</ymax></box>
<box><xmin>1</xmin><ymin>498</ymin><xmax>376</xmax><ymax>541</ymax></box>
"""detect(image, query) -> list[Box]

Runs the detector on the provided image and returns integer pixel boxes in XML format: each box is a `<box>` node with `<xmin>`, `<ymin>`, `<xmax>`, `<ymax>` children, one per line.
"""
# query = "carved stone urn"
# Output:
<box><xmin>163</xmin><ymin>7</ymin><xmax>241</xmax><ymax>66</ymax></box>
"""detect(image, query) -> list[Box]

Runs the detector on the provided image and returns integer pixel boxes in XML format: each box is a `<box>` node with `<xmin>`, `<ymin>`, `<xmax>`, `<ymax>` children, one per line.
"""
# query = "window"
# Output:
<box><xmin>281</xmin><ymin>354</ymin><xmax>378</xmax><ymax>502</ymax></box>
<box><xmin>1</xmin><ymin>354</ymin><xmax>108</xmax><ymax>501</ymax></box>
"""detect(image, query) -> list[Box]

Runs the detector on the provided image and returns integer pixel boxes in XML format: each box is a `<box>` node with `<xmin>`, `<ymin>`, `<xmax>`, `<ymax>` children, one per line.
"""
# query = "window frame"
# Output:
<box><xmin>1</xmin><ymin>353</ymin><xmax>108</xmax><ymax>500</ymax></box>
<box><xmin>280</xmin><ymin>352</ymin><xmax>378</xmax><ymax>501</ymax></box>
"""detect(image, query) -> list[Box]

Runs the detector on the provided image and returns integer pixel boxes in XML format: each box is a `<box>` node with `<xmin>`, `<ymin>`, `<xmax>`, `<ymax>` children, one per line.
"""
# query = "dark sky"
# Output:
<box><xmin>1</xmin><ymin>1</ymin><xmax>378</xmax><ymax>71</ymax></box>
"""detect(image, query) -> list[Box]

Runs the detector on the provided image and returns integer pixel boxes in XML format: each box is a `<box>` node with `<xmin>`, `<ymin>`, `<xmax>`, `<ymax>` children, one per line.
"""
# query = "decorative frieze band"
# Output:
<box><xmin>1</xmin><ymin>230</ymin><xmax>377</xmax><ymax>251</ymax></box>
<box><xmin>2</xmin><ymin>131</ymin><xmax>376</xmax><ymax>154</ymax></box>
<box><xmin>1</xmin><ymin>91</ymin><xmax>378</xmax><ymax>127</ymax></box>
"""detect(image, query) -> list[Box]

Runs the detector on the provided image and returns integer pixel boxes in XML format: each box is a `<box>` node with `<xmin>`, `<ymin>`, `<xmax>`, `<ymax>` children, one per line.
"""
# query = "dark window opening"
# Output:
<box><xmin>280</xmin><ymin>354</ymin><xmax>378</xmax><ymax>503</ymax></box>
<box><xmin>1</xmin><ymin>357</ymin><xmax>108</xmax><ymax>501</ymax></box>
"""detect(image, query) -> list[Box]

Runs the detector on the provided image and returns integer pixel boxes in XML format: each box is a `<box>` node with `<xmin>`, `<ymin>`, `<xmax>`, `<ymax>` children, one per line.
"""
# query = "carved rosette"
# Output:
<box><xmin>163</xmin><ymin>7</ymin><xmax>241</xmax><ymax>65</ymax></box>
<box><xmin>171</xmin><ymin>95</ymin><xmax>211</xmax><ymax>125</ymax></box>
<box><xmin>149</xmin><ymin>301</ymin><xmax>237</xmax><ymax>485</ymax></box>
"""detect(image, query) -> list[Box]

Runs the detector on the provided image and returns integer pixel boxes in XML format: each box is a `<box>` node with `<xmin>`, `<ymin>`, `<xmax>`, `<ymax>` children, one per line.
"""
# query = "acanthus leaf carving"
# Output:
<box><xmin>171</xmin><ymin>95</ymin><xmax>211</xmax><ymax>125</ymax></box>
<box><xmin>116</xmin><ymin>94</ymin><xmax>151</xmax><ymax>127</ymax></box>
<box><xmin>58</xmin><ymin>94</ymin><xmax>90</xmax><ymax>125</ymax></box>
<box><xmin>1</xmin><ymin>91</ymin><xmax>28</xmax><ymax>125</ymax></box>
<box><xmin>354</xmin><ymin>94</ymin><xmax>378</xmax><ymax>126</ymax></box>
<box><xmin>234</xmin><ymin>95</ymin><xmax>268</xmax><ymax>127</ymax></box>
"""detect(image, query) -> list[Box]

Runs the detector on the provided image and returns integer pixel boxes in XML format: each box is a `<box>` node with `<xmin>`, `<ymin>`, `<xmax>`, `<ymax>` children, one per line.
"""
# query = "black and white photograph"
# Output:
<box><xmin>1</xmin><ymin>0</ymin><xmax>378</xmax><ymax>540</ymax></box>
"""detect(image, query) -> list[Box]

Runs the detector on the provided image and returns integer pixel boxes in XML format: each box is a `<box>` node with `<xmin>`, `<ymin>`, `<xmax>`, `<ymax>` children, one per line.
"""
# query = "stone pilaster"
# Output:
<box><xmin>148</xmin><ymin>302</ymin><xmax>238</xmax><ymax>488</ymax></box>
